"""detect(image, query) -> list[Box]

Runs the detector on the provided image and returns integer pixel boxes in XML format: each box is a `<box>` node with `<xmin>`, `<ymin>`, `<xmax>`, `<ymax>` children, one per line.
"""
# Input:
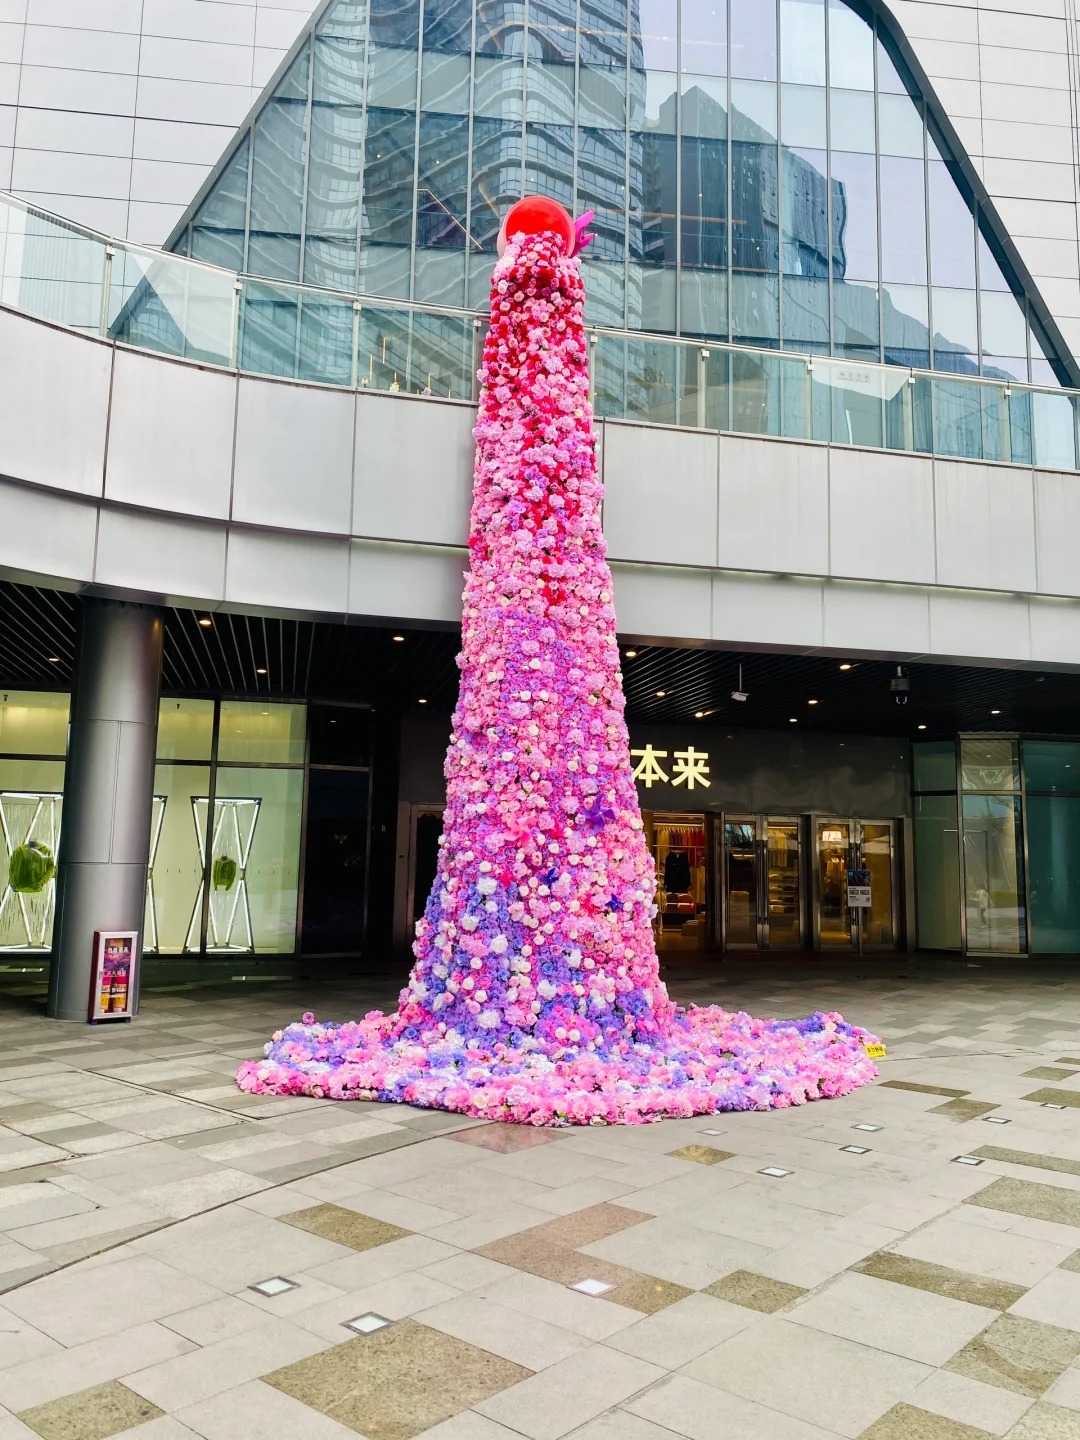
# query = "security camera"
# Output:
<box><xmin>890</xmin><ymin>666</ymin><xmax>910</xmax><ymax>706</ymax></box>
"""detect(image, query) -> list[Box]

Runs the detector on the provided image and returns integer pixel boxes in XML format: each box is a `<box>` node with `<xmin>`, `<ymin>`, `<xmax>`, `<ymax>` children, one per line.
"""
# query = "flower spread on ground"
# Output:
<box><xmin>237</xmin><ymin>197</ymin><xmax>881</xmax><ymax>1124</ymax></box>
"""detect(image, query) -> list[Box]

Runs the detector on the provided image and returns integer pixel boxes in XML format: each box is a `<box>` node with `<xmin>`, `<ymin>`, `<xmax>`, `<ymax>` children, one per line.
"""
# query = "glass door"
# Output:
<box><xmin>765</xmin><ymin>818</ymin><xmax>802</xmax><ymax>948</ymax></box>
<box><xmin>724</xmin><ymin>816</ymin><xmax>758</xmax><ymax>949</ymax></box>
<box><xmin>816</xmin><ymin>819</ymin><xmax>854</xmax><ymax>948</ymax></box>
<box><xmin>648</xmin><ymin>812</ymin><xmax>708</xmax><ymax>952</ymax></box>
<box><xmin>724</xmin><ymin>815</ymin><xmax>804</xmax><ymax>950</ymax></box>
<box><xmin>860</xmin><ymin>820</ymin><xmax>897</xmax><ymax>949</ymax></box>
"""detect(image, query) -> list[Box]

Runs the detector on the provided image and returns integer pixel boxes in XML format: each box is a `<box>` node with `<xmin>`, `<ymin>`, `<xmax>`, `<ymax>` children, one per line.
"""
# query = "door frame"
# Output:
<box><xmin>811</xmin><ymin>815</ymin><xmax>901</xmax><ymax>952</ymax></box>
<box><xmin>720</xmin><ymin>812</ymin><xmax>806</xmax><ymax>952</ymax></box>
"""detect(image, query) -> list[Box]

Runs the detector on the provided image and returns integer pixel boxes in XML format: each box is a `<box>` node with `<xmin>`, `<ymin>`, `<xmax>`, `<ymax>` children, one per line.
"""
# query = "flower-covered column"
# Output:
<box><xmin>238</xmin><ymin>198</ymin><xmax>881</xmax><ymax>1123</ymax></box>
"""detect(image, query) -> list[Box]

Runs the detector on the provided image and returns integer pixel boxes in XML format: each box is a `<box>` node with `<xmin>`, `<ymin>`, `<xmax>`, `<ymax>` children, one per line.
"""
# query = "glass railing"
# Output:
<box><xmin>1</xmin><ymin>189</ymin><xmax>1078</xmax><ymax>472</ymax></box>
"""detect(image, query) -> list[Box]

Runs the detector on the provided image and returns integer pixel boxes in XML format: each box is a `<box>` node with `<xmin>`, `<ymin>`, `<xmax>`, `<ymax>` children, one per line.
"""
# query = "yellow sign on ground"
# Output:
<box><xmin>863</xmin><ymin>1042</ymin><xmax>887</xmax><ymax>1059</ymax></box>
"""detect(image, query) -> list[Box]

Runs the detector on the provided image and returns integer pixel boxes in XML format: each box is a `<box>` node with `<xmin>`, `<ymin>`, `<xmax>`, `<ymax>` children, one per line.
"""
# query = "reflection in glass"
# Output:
<box><xmin>962</xmin><ymin>794</ymin><xmax>1025</xmax><ymax>954</ymax></box>
<box><xmin>828</xmin><ymin>88</ymin><xmax>874</xmax><ymax>153</ymax></box>
<box><xmin>636</xmin><ymin>0</ymin><xmax>677</xmax><ymax>69</ymax></box>
<box><xmin>157</xmin><ymin>700</ymin><xmax>213</xmax><ymax>762</ymax></box>
<box><xmin>150</xmin><ymin>763</ymin><xmax>211</xmax><ymax>954</ymax></box>
<box><xmin>830</xmin><ymin>150</ymin><xmax>877</xmax><ymax>283</ymax></box>
<box><xmin>828</xmin><ymin>0</ymin><xmax>873</xmax><ymax>89</ymax></box>
<box><xmin>1024</xmin><ymin>741</ymin><xmax>1080</xmax><ymax>795</ymax></box>
<box><xmin>725</xmin><ymin>818</ymin><xmax>758</xmax><ymax>947</ymax></box>
<box><xmin>731</xmin><ymin>0</ymin><xmax>775</xmax><ymax>80</ymax></box>
<box><xmin>914</xmin><ymin>795</ymin><xmax>962</xmax><ymax>949</ymax></box>
<box><xmin>961</xmin><ymin>738</ymin><xmax>1020</xmax><ymax>793</ymax></box>
<box><xmin>213</xmin><ymin>769</ymin><xmax>303</xmax><ymax>953</ymax></box>
<box><xmin>681</xmin><ymin>0</ymin><xmax>727</xmax><ymax>77</ymax></box>
<box><xmin>781</xmin><ymin>0</ymin><xmax>825</xmax><ymax>86</ymax></box>
<box><xmin>781</xmin><ymin>84</ymin><xmax>827</xmax><ymax>149</ymax></box>
<box><xmin>302</xmin><ymin>770</ymin><xmax>370</xmax><ymax>953</ymax></box>
<box><xmin>0</xmin><ymin>692</ymin><xmax>70</xmax><ymax>757</ymax></box>
<box><xmin>913</xmin><ymin>739</ymin><xmax>956</xmax><ymax>793</ymax></box>
<box><xmin>861</xmin><ymin>822</ymin><xmax>895</xmax><ymax>948</ymax></box>
<box><xmin>877</xmin><ymin>92</ymin><xmax>924</xmax><ymax>158</ymax></box>
<box><xmin>680</xmin><ymin>75</ymin><xmax>728</xmax><ymax>137</ymax></box>
<box><xmin>817</xmin><ymin>819</ymin><xmax>852</xmax><ymax>947</ymax></box>
<box><xmin>880</xmin><ymin>157</ymin><xmax>927</xmax><ymax>285</ymax></box>
<box><xmin>767</xmin><ymin>820</ymin><xmax>802</xmax><ymax>947</ymax></box>
<box><xmin>928</xmin><ymin>157</ymin><xmax>975</xmax><ymax>289</ymax></box>
<box><xmin>932</xmin><ymin>288</ymin><xmax>978</xmax><ymax>374</ymax></box>
<box><xmin>219</xmin><ymin>702</ymin><xmax>306</xmax><ymax>765</ymax></box>
<box><xmin>883</xmin><ymin>283</ymin><xmax>929</xmax><ymax>368</ymax></box>
<box><xmin>0</xmin><ymin>758</ymin><xmax>65</xmax><ymax>952</ymax></box>
<box><xmin>1028</xmin><ymin>796</ymin><xmax>1080</xmax><ymax>952</ymax></box>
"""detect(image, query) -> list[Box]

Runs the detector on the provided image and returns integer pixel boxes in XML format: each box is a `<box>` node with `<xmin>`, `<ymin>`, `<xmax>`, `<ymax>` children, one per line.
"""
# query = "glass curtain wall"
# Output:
<box><xmin>167</xmin><ymin>0</ymin><xmax>1067</xmax><ymax>386</ymax></box>
<box><xmin>0</xmin><ymin>691</ymin><xmax>69</xmax><ymax>953</ymax></box>
<box><xmin>909</xmin><ymin>736</ymin><xmax>1080</xmax><ymax>956</ymax></box>
<box><xmin>151</xmin><ymin>699</ymin><xmax>306</xmax><ymax>956</ymax></box>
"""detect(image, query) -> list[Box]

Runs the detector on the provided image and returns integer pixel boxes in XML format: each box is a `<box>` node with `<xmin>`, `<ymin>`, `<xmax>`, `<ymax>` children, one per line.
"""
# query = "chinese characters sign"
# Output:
<box><xmin>631</xmin><ymin>745</ymin><xmax>712</xmax><ymax>790</ymax></box>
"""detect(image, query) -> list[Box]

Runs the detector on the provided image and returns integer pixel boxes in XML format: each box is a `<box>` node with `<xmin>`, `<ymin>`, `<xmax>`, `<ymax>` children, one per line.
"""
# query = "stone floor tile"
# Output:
<box><xmin>788</xmin><ymin>1271</ymin><xmax>997</xmax><ymax>1366</ymax></box>
<box><xmin>412</xmin><ymin>1293</ymin><xmax>587</xmax><ymax>1370</ymax></box>
<box><xmin>17</xmin><ymin>1382</ymin><xmax>163</xmax><ymax>1440</ymax></box>
<box><xmin>1043</xmin><ymin>1368</ymin><xmax>1080</xmax><ymax>1411</ymax></box>
<box><xmin>625</xmin><ymin>1372</ymin><xmax>843</xmax><ymax>1440</ymax></box>
<box><xmin>929</xmin><ymin>1101</ymin><xmax>1000</xmax><ymax>1122</ymax></box>
<box><xmin>449</xmin><ymin>1126</ymin><xmax>564</xmax><ymax>1154</ymax></box>
<box><xmin>880</xmin><ymin>1082</ymin><xmax>969</xmax><ymax>1098</ymax></box>
<box><xmin>892</xmin><ymin>1218</ymin><xmax>1073</xmax><ymax>1289</ymax></box>
<box><xmin>475</xmin><ymin>1230</ymin><xmax>629</xmax><ymax>1289</ymax></box>
<box><xmin>134</xmin><ymin>1207</ymin><xmax>355</xmax><ymax>1291</ymax></box>
<box><xmin>525</xmin><ymin>1178</ymin><xmax>640</xmax><ymax>1217</ymax></box>
<box><xmin>108</xmin><ymin>1420</ymin><xmax>201</xmax><ymax>1440</ymax></box>
<box><xmin>475</xmin><ymin>1270</ymin><xmax>641</xmax><ymax>1341</ymax></box>
<box><xmin>685</xmin><ymin>1316</ymin><xmax>929</xmax><ymax>1438</ymax></box>
<box><xmin>604</xmin><ymin>1291</ymin><xmax>759</xmax><ymax>1368</ymax></box>
<box><xmin>265</xmin><ymin>1320</ymin><xmax>530</xmax><ymax>1440</ymax></box>
<box><xmin>703</xmin><ymin>1269</ymin><xmax>808</xmax><ymax>1313</ymax></box>
<box><xmin>855</xmin><ymin>1253</ymin><xmax>1027</xmax><ymax>1311</ymax></box>
<box><xmin>752</xmin><ymin>1232</ymin><xmax>902</xmax><ymax>1291</ymax></box>
<box><xmin>1002</xmin><ymin>1403</ymin><xmax>1080</xmax><ymax>1439</ymax></box>
<box><xmin>281</xmin><ymin>1203</ymin><xmax>410</xmax><ymax>1252</ymax></box>
<box><xmin>124</xmin><ymin>1318</ymin><xmax>328</xmax><ymax>1411</ymax></box>
<box><xmin>517</xmin><ymin>1204</ymin><xmax>650</xmax><ymax>1251</ymax></box>
<box><xmin>855</xmin><ymin>1403</ymin><xmax>996</xmax><ymax>1439</ymax></box>
<box><xmin>420</xmin><ymin>1253</ymin><xmax>517</xmax><ymax>1292</ymax></box>
<box><xmin>424</xmin><ymin>1205</ymin><xmax>556</xmax><ymax>1252</ymax></box>
<box><xmin>555</xmin><ymin>1412</ymin><xmax>699</xmax><ymax>1440</ymax></box>
<box><xmin>965</xmin><ymin>1180</ymin><xmax>1080</xmax><ymax>1231</ymax></box>
<box><xmin>602</xmin><ymin>1272</ymin><xmax>693</xmax><ymax>1314</ymax></box>
<box><xmin>177</xmin><ymin>1379</ymin><xmax>362</xmax><ymax>1439</ymax></box>
<box><xmin>909</xmin><ymin>1370</ymin><xmax>1034</xmax><ymax>1436</ymax></box>
<box><xmin>971</xmin><ymin>1148</ymin><xmax>1080</xmax><ymax>1181</ymax></box>
<box><xmin>667</xmin><ymin>1145</ymin><xmax>734</xmax><ymax>1166</ymax></box>
<box><xmin>415</xmin><ymin>1416</ymin><xmax>528</xmax><ymax>1440</ymax></box>
<box><xmin>580</xmin><ymin>1214</ymin><xmax>770</xmax><ymax>1290</ymax></box>
<box><xmin>1010</xmin><ymin>1270</ymin><xmax>1080</xmax><ymax>1334</ymax></box>
<box><xmin>290</xmin><ymin>1273</ymin><xmax>462</xmax><ymax>1342</ymax></box>
<box><xmin>944</xmin><ymin>1315</ymin><xmax>1080</xmax><ymax>1398</ymax></box>
<box><xmin>330</xmin><ymin>1188</ymin><xmax>461</xmax><ymax>1234</ymax></box>
<box><xmin>473</xmin><ymin>1341</ymin><xmax>665</xmax><ymax>1440</ymax></box>
<box><xmin>1023</xmin><ymin>1070</ymin><xmax>1079</xmax><ymax>1082</ymax></box>
<box><xmin>1</xmin><ymin>1256</ymin><xmax>220</xmax><ymax>1346</ymax></box>
<box><xmin>388</xmin><ymin>1168</ymin><xmax>552</xmax><ymax>1217</ymax></box>
<box><xmin>303</xmin><ymin>1235</ymin><xmax>459</xmax><ymax>1293</ymax></box>
<box><xmin>0</xmin><ymin>1310</ymin><xmax>62</xmax><ymax>1368</ymax></box>
<box><xmin>0</xmin><ymin>1322</ymin><xmax>195</xmax><ymax>1413</ymax></box>
<box><xmin>159</xmin><ymin>1296</ymin><xmax>269</xmax><ymax>1346</ymax></box>
<box><xmin>1022</xmin><ymin>1091</ymin><xmax>1080</xmax><ymax>1110</ymax></box>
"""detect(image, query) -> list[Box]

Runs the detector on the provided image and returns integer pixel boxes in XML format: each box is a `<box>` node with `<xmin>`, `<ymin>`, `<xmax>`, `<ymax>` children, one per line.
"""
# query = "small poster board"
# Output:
<box><xmin>847</xmin><ymin>868</ymin><xmax>872</xmax><ymax>909</ymax></box>
<box><xmin>88</xmin><ymin>931</ymin><xmax>138</xmax><ymax>1023</ymax></box>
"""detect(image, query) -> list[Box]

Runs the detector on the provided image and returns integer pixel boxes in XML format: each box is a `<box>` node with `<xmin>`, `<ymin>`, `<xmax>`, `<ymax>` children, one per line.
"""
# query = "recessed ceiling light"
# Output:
<box><xmin>418</xmin><ymin>698</ymin><xmax>427</xmax><ymax>705</ymax></box>
<box><xmin>625</xmin><ymin>649</ymin><xmax>638</xmax><ymax>658</ymax></box>
<box><xmin>656</xmin><ymin>690</ymin><xmax>666</xmax><ymax>697</ymax></box>
<box><xmin>839</xmin><ymin>663</ymin><xmax>853</xmax><ymax>671</ymax></box>
<box><xmin>918</xmin><ymin>724</ymin><xmax>927</xmax><ymax>731</ymax></box>
<box><xmin>991</xmin><ymin>709</ymin><xmax>1001</xmax><ymax>715</ymax></box>
<box><xmin>47</xmin><ymin>656</ymin><xmax>59</xmax><ymax>664</ymax></box>
<box><xmin>789</xmin><ymin>717</ymin><xmax>797</xmax><ymax>723</ymax></box>
<box><xmin>198</xmin><ymin>616</ymin><xmax>213</xmax><ymax>627</ymax></box>
<box><xmin>392</xmin><ymin>634</ymin><xmax>405</xmax><ymax>642</ymax></box>
<box><xmin>256</xmin><ymin>667</ymin><xmax>268</xmax><ymax>675</ymax></box>
<box><xmin>808</xmin><ymin>699</ymin><xmax>818</xmax><ymax>706</ymax></box>
<box><xmin>694</xmin><ymin>711</ymin><xmax>704</xmax><ymax>719</ymax></box>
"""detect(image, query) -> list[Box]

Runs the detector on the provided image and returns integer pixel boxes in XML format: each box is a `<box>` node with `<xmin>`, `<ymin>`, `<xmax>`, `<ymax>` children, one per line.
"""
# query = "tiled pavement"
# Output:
<box><xmin>2</xmin><ymin>959</ymin><xmax>1080</xmax><ymax>1437</ymax></box>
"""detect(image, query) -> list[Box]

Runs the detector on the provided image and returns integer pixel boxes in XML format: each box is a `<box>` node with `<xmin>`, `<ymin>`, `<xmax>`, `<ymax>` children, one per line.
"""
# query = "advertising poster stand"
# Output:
<box><xmin>88</xmin><ymin>930</ymin><xmax>139</xmax><ymax>1023</ymax></box>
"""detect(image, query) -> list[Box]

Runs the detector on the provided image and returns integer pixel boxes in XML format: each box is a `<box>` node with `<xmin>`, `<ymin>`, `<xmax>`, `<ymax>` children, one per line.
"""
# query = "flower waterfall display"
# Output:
<box><xmin>237</xmin><ymin>197</ymin><xmax>882</xmax><ymax>1124</ymax></box>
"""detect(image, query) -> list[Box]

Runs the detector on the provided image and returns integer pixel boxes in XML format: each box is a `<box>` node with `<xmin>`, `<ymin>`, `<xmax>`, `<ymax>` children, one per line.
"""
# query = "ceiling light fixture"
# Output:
<box><xmin>694</xmin><ymin>711</ymin><xmax>704</xmax><ymax>719</ymax></box>
<box><xmin>808</xmin><ymin>699</ymin><xmax>818</xmax><ymax>706</ymax></box>
<box><xmin>418</xmin><ymin>698</ymin><xmax>427</xmax><ymax>705</ymax></box>
<box><xmin>625</xmin><ymin>649</ymin><xmax>638</xmax><ymax>658</ymax></box>
<box><xmin>47</xmin><ymin>656</ymin><xmax>59</xmax><ymax>664</ymax></box>
<box><xmin>789</xmin><ymin>717</ymin><xmax>797</xmax><ymax>724</ymax></box>
<box><xmin>256</xmin><ymin>667</ymin><xmax>268</xmax><ymax>675</ymax></box>
<box><xmin>839</xmin><ymin>663</ymin><xmax>853</xmax><ymax>671</ymax></box>
<box><xmin>198</xmin><ymin>616</ymin><xmax>213</xmax><ymax>628</ymax></box>
<box><xmin>991</xmin><ymin>709</ymin><xmax>1001</xmax><ymax>716</ymax></box>
<box><xmin>917</xmin><ymin>724</ymin><xmax>927</xmax><ymax>731</ymax></box>
<box><xmin>392</xmin><ymin>634</ymin><xmax>405</xmax><ymax>642</ymax></box>
<box><xmin>656</xmin><ymin>690</ymin><xmax>666</xmax><ymax>697</ymax></box>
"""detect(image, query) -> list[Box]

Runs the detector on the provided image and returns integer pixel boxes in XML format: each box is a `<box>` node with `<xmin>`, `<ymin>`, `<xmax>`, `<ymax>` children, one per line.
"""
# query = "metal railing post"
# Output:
<box><xmin>698</xmin><ymin>348</ymin><xmax>709</xmax><ymax>430</ymax></box>
<box><xmin>229</xmin><ymin>278</ymin><xmax>243</xmax><ymax>369</ymax></box>
<box><xmin>351</xmin><ymin>299</ymin><xmax>361</xmax><ymax>389</ymax></box>
<box><xmin>98</xmin><ymin>244</ymin><xmax>115</xmax><ymax>338</ymax></box>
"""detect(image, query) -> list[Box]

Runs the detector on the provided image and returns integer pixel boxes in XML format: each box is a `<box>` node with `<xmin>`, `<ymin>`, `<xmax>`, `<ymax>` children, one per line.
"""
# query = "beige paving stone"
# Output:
<box><xmin>1004</xmin><ymin>1402</ymin><xmax>1080</xmax><ymax>1438</ymax></box>
<box><xmin>855</xmin><ymin>1252</ymin><xmax>1027</xmax><ymax>1311</ymax></box>
<box><xmin>602</xmin><ymin>1272</ymin><xmax>693</xmax><ymax>1314</ymax></box>
<box><xmin>17</xmin><ymin>1382</ymin><xmax>163</xmax><ymax>1440</ymax></box>
<box><xmin>124</xmin><ymin>1318</ymin><xmax>328</xmax><ymax>1412</ymax></box>
<box><xmin>930</xmin><ymin>1101</ymin><xmax>1000</xmax><ymax>1122</ymax></box>
<box><xmin>856</xmin><ymin>1403</ymin><xmax>996</xmax><ymax>1439</ymax></box>
<box><xmin>0</xmin><ymin>1322</ymin><xmax>195</xmax><ymax>1413</ymax></box>
<box><xmin>108</xmin><ymin>1420</ymin><xmax>202</xmax><ymax>1439</ymax></box>
<box><xmin>752</xmin><ymin>1230</ymin><xmax>904</xmax><ymax>1291</ymax></box>
<box><xmin>945</xmin><ymin>1315</ymin><xmax>1080</xmax><ymax>1398</ymax></box>
<box><xmin>519</xmin><ymin>1204</ymin><xmax>650</xmax><ymax>1250</ymax></box>
<box><xmin>388</xmin><ymin>1168</ymin><xmax>552</xmax><ymax>1217</ymax></box>
<box><xmin>966</xmin><ymin>1179</ymin><xmax>1080</xmax><ymax>1230</ymax></box>
<box><xmin>474</xmin><ymin>1341</ymin><xmax>664</xmax><ymax>1440</ymax></box>
<box><xmin>265</xmin><ymin>1320</ymin><xmax>531</xmax><ymax>1440</ymax></box>
<box><xmin>788</xmin><ymin>1271</ymin><xmax>997</xmax><ymax>1366</ymax></box>
<box><xmin>703</xmin><ymin>1269</ymin><xmax>808</xmax><ymax>1313</ymax></box>
<box><xmin>1011</xmin><ymin>1270</ymin><xmax>1080</xmax><ymax>1334</ymax></box>
<box><xmin>290</xmin><ymin>1272</ymin><xmax>463</xmax><ymax>1342</ymax></box>
<box><xmin>909</xmin><ymin>1369</ymin><xmax>1033</xmax><ymax>1436</ymax></box>
<box><xmin>448</xmin><ymin>1126</ymin><xmax>564</xmax><ymax>1154</ymax></box>
<box><xmin>685</xmin><ymin>1315</ymin><xmax>930</xmax><ymax>1438</ymax></box>
<box><xmin>1043</xmin><ymin>1368</ymin><xmax>1080</xmax><ymax>1410</ymax></box>
<box><xmin>880</xmin><ymin>1082</ymin><xmax>969</xmax><ymax>1098</ymax></box>
<box><xmin>971</xmin><ymin>1147</ymin><xmax>1080</xmax><ymax>1180</ymax></box>
<box><xmin>1</xmin><ymin>1255</ymin><xmax>220</xmax><ymax>1346</ymax></box>
<box><xmin>281</xmin><ymin>1202</ymin><xmax>410</xmax><ymax>1252</ymax></box>
<box><xmin>604</xmin><ymin>1291</ymin><xmax>759</xmax><ymax>1368</ymax></box>
<box><xmin>0</xmin><ymin>1310</ymin><xmax>61</xmax><ymax>1368</ymax></box>
<box><xmin>625</xmin><ymin>1372</ymin><xmax>842</xmax><ymax>1439</ymax></box>
<box><xmin>579</xmin><ymin>1213</ymin><xmax>770</xmax><ymax>1290</ymax></box>
<box><xmin>556</xmin><ymin>1411</ymin><xmax>701</xmax><ymax>1440</ymax></box>
<box><xmin>412</xmin><ymin>1292</ymin><xmax>587</xmax><ymax>1370</ymax></box>
<box><xmin>159</xmin><ymin>1296</ymin><xmax>269</xmax><ymax>1346</ymax></box>
<box><xmin>414</xmin><ymin>1416</ymin><xmax>528</xmax><ymax>1439</ymax></box>
<box><xmin>525</xmin><ymin>1177</ymin><xmax>640</xmax><ymax>1217</ymax></box>
<box><xmin>892</xmin><ymin>1217</ymin><xmax>1073</xmax><ymax>1288</ymax></box>
<box><xmin>1023</xmin><ymin>1091</ymin><xmax>1080</xmax><ymax>1110</ymax></box>
<box><xmin>134</xmin><ymin>1206</ymin><xmax>356</xmax><ymax>1290</ymax></box>
<box><xmin>330</xmin><ymin>1187</ymin><xmax>461</xmax><ymax>1233</ymax></box>
<box><xmin>176</xmin><ymin>1378</ymin><xmax>362</xmax><ymax>1439</ymax></box>
<box><xmin>303</xmin><ymin>1234</ymin><xmax>460</xmax><ymax>1292</ymax></box>
<box><xmin>474</xmin><ymin>1270</ymin><xmax>641</xmax><ymax>1341</ymax></box>
<box><xmin>666</xmin><ymin>1145</ymin><xmax>734</xmax><ymax>1166</ymax></box>
<box><xmin>1023</xmin><ymin>1070</ymin><xmax>1080</xmax><ymax>1082</ymax></box>
<box><xmin>424</xmin><ymin>1204</ymin><xmax>557</xmax><ymax>1251</ymax></box>
<box><xmin>421</xmin><ymin>1253</ymin><xmax>518</xmax><ymax>1292</ymax></box>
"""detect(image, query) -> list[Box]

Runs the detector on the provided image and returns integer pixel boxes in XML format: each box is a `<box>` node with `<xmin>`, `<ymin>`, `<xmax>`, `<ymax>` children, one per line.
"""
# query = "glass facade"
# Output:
<box><xmin>913</xmin><ymin>736</ymin><xmax>1080</xmax><ymax>956</ymax></box>
<box><xmin>0</xmin><ymin>691</ymin><xmax>68</xmax><ymax>954</ymax></box>
<box><xmin>168</xmin><ymin>0</ymin><xmax>1067</xmax><ymax>384</ymax></box>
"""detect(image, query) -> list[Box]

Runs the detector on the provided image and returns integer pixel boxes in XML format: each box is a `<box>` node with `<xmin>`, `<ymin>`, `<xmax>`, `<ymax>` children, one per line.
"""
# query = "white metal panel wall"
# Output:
<box><xmin>889</xmin><ymin>0</ymin><xmax>1080</xmax><ymax>364</ymax></box>
<box><xmin>0</xmin><ymin>0</ymin><xmax>319</xmax><ymax>242</ymax></box>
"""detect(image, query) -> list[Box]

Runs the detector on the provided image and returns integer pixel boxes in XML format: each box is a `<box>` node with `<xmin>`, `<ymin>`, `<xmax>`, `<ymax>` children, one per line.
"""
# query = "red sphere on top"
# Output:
<box><xmin>497</xmin><ymin>196</ymin><xmax>575</xmax><ymax>257</ymax></box>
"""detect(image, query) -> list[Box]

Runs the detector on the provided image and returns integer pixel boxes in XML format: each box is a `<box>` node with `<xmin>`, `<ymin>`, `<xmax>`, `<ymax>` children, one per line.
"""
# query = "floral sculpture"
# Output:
<box><xmin>238</xmin><ymin>197</ymin><xmax>882</xmax><ymax>1124</ymax></box>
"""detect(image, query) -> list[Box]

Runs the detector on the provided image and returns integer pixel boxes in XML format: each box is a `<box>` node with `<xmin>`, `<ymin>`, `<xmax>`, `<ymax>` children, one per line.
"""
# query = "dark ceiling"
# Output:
<box><xmin>4</xmin><ymin>582</ymin><xmax>1080</xmax><ymax>739</ymax></box>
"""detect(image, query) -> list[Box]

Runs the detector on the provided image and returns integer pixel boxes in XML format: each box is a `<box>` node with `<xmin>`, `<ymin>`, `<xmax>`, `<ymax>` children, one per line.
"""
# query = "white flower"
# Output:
<box><xmin>478</xmin><ymin>1010</ymin><xmax>499</xmax><ymax>1029</ymax></box>
<box><xmin>461</xmin><ymin>915</ymin><xmax>479</xmax><ymax>932</ymax></box>
<box><xmin>489</xmin><ymin>935</ymin><xmax>509</xmax><ymax>954</ymax></box>
<box><xmin>538</xmin><ymin>980</ymin><xmax>557</xmax><ymax>999</ymax></box>
<box><xmin>477</xmin><ymin>877</ymin><xmax>497</xmax><ymax>896</ymax></box>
